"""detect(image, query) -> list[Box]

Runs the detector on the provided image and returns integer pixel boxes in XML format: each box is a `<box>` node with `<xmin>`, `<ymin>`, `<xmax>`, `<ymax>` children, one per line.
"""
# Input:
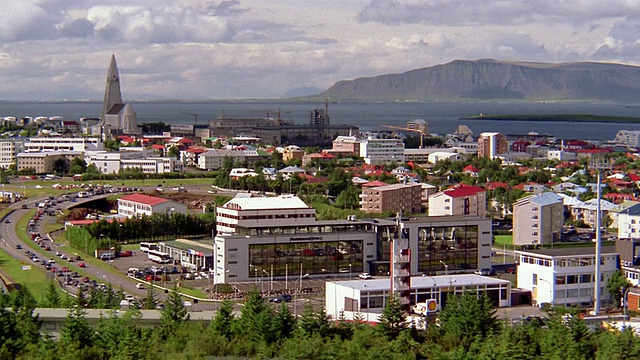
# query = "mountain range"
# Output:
<box><xmin>317</xmin><ymin>59</ymin><xmax>640</xmax><ymax>102</ymax></box>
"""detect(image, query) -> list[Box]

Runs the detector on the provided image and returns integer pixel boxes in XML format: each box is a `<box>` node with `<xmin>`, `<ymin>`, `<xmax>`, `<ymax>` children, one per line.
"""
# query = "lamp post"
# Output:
<box><xmin>539</xmin><ymin>278</ymin><xmax>553</xmax><ymax>305</ymax></box>
<box><xmin>623</xmin><ymin>286</ymin><xmax>632</xmax><ymax>325</ymax></box>
<box><xmin>294</xmin><ymin>273</ymin><xmax>309</xmax><ymax>317</ymax></box>
<box><xmin>440</xmin><ymin>260</ymin><xmax>448</xmax><ymax>275</ymax></box>
<box><xmin>349</xmin><ymin>263</ymin><xmax>352</xmax><ymax>280</ymax></box>
<box><xmin>262</xmin><ymin>270</ymin><xmax>269</xmax><ymax>293</ymax></box>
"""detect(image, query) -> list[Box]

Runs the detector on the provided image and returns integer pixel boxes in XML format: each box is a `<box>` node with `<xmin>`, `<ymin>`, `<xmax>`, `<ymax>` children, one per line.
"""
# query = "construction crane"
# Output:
<box><xmin>382</xmin><ymin>119</ymin><xmax>429</xmax><ymax>148</ymax></box>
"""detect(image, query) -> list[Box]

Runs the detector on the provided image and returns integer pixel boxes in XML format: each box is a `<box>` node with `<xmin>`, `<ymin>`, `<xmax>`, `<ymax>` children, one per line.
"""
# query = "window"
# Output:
<box><xmin>567</xmin><ymin>275</ymin><xmax>578</xmax><ymax>284</ymax></box>
<box><xmin>533</xmin><ymin>273</ymin><xmax>538</xmax><ymax>285</ymax></box>
<box><xmin>580</xmin><ymin>274</ymin><xmax>592</xmax><ymax>283</ymax></box>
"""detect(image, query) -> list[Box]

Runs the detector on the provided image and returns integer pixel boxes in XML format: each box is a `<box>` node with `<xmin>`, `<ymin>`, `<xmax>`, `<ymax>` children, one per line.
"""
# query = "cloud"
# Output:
<box><xmin>358</xmin><ymin>0</ymin><xmax>640</xmax><ymax>26</ymax></box>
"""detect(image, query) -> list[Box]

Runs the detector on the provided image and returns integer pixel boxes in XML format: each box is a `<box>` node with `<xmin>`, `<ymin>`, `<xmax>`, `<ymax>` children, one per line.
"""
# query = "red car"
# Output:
<box><xmin>145</xmin><ymin>275</ymin><xmax>161</xmax><ymax>282</ymax></box>
<box><xmin>50</xmin><ymin>267</ymin><xmax>57</xmax><ymax>273</ymax></box>
<box><xmin>78</xmin><ymin>262</ymin><xmax>86</xmax><ymax>268</ymax></box>
<box><xmin>118</xmin><ymin>250</ymin><xmax>133</xmax><ymax>257</ymax></box>
<box><xmin>61</xmin><ymin>267</ymin><xmax>70</xmax><ymax>273</ymax></box>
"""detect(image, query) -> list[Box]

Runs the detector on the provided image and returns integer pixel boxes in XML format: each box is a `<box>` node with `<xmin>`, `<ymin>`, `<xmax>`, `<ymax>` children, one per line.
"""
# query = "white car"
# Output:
<box><xmin>124</xmin><ymin>294</ymin><xmax>135</xmax><ymax>301</ymax></box>
<box><xmin>358</xmin><ymin>272</ymin><xmax>372</xmax><ymax>280</ymax></box>
<box><xmin>136</xmin><ymin>283</ymin><xmax>146</xmax><ymax>289</ymax></box>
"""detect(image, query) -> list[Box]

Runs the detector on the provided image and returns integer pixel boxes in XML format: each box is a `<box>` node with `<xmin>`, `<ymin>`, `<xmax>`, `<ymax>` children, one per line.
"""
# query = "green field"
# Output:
<box><xmin>493</xmin><ymin>235</ymin><xmax>513</xmax><ymax>246</ymax></box>
<box><xmin>0</xmin><ymin>249</ymin><xmax>55</xmax><ymax>302</ymax></box>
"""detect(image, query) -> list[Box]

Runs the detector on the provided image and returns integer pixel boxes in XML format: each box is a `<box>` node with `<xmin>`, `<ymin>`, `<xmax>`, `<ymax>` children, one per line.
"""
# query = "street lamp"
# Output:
<box><xmin>623</xmin><ymin>286</ymin><xmax>632</xmax><ymax>324</ymax></box>
<box><xmin>539</xmin><ymin>278</ymin><xmax>552</xmax><ymax>305</ymax></box>
<box><xmin>262</xmin><ymin>270</ymin><xmax>269</xmax><ymax>293</ymax></box>
<box><xmin>349</xmin><ymin>263</ymin><xmax>352</xmax><ymax>280</ymax></box>
<box><xmin>440</xmin><ymin>260</ymin><xmax>448</xmax><ymax>275</ymax></box>
<box><xmin>294</xmin><ymin>273</ymin><xmax>309</xmax><ymax>317</ymax></box>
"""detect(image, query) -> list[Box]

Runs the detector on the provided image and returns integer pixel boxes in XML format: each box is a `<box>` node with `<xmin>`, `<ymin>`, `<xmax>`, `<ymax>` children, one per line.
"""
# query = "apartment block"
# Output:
<box><xmin>512</xmin><ymin>192</ymin><xmax>564</xmax><ymax>246</ymax></box>
<box><xmin>477</xmin><ymin>132</ymin><xmax>508</xmax><ymax>159</ymax></box>
<box><xmin>428</xmin><ymin>185</ymin><xmax>486</xmax><ymax>217</ymax></box>
<box><xmin>359</xmin><ymin>183</ymin><xmax>422</xmax><ymax>214</ymax></box>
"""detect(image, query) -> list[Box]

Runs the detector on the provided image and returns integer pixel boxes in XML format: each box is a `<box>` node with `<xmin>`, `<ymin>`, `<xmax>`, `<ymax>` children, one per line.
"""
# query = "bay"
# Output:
<box><xmin>1</xmin><ymin>100</ymin><xmax>640</xmax><ymax>141</ymax></box>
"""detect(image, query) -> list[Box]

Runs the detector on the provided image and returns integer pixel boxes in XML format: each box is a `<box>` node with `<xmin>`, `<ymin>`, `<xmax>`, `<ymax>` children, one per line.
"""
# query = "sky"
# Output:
<box><xmin>1</xmin><ymin>0</ymin><xmax>640</xmax><ymax>100</ymax></box>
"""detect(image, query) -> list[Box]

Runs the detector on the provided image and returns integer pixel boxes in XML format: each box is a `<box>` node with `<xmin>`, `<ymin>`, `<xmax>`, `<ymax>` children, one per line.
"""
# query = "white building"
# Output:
<box><xmin>359</xmin><ymin>136</ymin><xmax>405</xmax><ymax>165</ymax></box>
<box><xmin>516</xmin><ymin>246</ymin><xmax>618</xmax><ymax>307</ymax></box>
<box><xmin>85</xmin><ymin>150</ymin><xmax>179</xmax><ymax>174</ymax></box>
<box><xmin>427</xmin><ymin>151</ymin><xmax>464</xmax><ymax>164</ymax></box>
<box><xmin>326</xmin><ymin>274</ymin><xmax>511</xmax><ymax>322</ymax></box>
<box><xmin>197</xmin><ymin>149</ymin><xmax>260</xmax><ymax>170</ymax></box>
<box><xmin>614</xmin><ymin>130</ymin><xmax>640</xmax><ymax>148</ymax></box>
<box><xmin>547</xmin><ymin>149</ymin><xmax>577</xmax><ymax>161</ymax></box>
<box><xmin>24</xmin><ymin>137</ymin><xmax>102</xmax><ymax>152</ymax></box>
<box><xmin>117</xmin><ymin>193</ymin><xmax>187</xmax><ymax>218</ymax></box>
<box><xmin>215</xmin><ymin>194</ymin><xmax>315</xmax><ymax>236</ymax></box>
<box><xmin>0</xmin><ymin>139</ymin><xmax>23</xmax><ymax>169</ymax></box>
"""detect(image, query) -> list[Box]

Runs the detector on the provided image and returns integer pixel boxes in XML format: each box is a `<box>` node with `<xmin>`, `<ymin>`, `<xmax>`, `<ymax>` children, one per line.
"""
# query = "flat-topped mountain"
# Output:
<box><xmin>320</xmin><ymin>59</ymin><xmax>640</xmax><ymax>102</ymax></box>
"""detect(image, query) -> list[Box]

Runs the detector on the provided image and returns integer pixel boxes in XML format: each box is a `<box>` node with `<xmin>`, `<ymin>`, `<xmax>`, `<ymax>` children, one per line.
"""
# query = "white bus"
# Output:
<box><xmin>139</xmin><ymin>242</ymin><xmax>159</xmax><ymax>253</ymax></box>
<box><xmin>148</xmin><ymin>250</ymin><xmax>171</xmax><ymax>264</ymax></box>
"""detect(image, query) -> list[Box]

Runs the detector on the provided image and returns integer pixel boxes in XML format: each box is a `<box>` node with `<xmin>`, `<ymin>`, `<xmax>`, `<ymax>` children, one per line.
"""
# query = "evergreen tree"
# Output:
<box><xmin>236</xmin><ymin>289</ymin><xmax>275</xmax><ymax>343</ymax></box>
<box><xmin>60</xmin><ymin>306</ymin><xmax>94</xmax><ymax>350</ymax></box>
<box><xmin>272</xmin><ymin>301</ymin><xmax>296</xmax><ymax>340</ymax></box>
<box><xmin>438</xmin><ymin>291</ymin><xmax>500</xmax><ymax>349</ymax></box>
<box><xmin>160</xmin><ymin>285</ymin><xmax>189</xmax><ymax>337</ymax></box>
<box><xmin>142</xmin><ymin>285</ymin><xmax>159</xmax><ymax>310</ymax></box>
<box><xmin>10</xmin><ymin>285</ymin><xmax>42</xmax><ymax>353</ymax></box>
<box><xmin>296</xmin><ymin>302</ymin><xmax>331</xmax><ymax>338</ymax></box>
<box><xmin>210</xmin><ymin>299</ymin><xmax>235</xmax><ymax>339</ymax></box>
<box><xmin>377</xmin><ymin>295</ymin><xmax>408</xmax><ymax>340</ymax></box>
<box><xmin>43</xmin><ymin>282</ymin><xmax>61</xmax><ymax>308</ymax></box>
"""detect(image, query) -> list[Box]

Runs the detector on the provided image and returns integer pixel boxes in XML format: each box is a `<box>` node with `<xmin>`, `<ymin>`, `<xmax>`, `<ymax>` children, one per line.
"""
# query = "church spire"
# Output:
<box><xmin>100</xmin><ymin>53</ymin><xmax>123</xmax><ymax>123</ymax></box>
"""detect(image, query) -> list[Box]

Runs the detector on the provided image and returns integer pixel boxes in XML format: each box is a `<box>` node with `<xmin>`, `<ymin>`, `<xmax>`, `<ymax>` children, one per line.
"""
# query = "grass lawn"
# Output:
<box><xmin>493</xmin><ymin>235</ymin><xmax>513</xmax><ymax>247</ymax></box>
<box><xmin>0</xmin><ymin>249</ymin><xmax>55</xmax><ymax>303</ymax></box>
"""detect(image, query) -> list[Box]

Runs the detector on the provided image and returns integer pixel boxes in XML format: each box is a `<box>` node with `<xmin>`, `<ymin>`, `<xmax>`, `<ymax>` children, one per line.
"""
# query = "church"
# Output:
<box><xmin>92</xmin><ymin>54</ymin><xmax>140</xmax><ymax>139</ymax></box>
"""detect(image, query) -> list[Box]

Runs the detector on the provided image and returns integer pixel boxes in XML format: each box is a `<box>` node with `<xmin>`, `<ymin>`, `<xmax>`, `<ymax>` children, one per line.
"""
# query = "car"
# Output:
<box><xmin>78</xmin><ymin>262</ymin><xmax>86</xmax><ymax>268</ymax></box>
<box><xmin>4</xmin><ymin>219</ymin><xmax>11</xmax><ymax>224</ymax></box>
<box><xmin>145</xmin><ymin>275</ymin><xmax>161</xmax><ymax>282</ymax></box>
<box><xmin>15</xmin><ymin>244</ymin><xmax>21</xmax><ymax>250</ymax></box>
<box><xmin>136</xmin><ymin>283</ymin><xmax>146</xmax><ymax>289</ymax></box>
<box><xmin>61</xmin><ymin>267</ymin><xmax>70</xmax><ymax>273</ymax></box>
<box><xmin>358</xmin><ymin>272</ymin><xmax>372</xmax><ymax>280</ymax></box>
<box><xmin>474</xmin><ymin>268</ymin><xmax>495</xmax><ymax>276</ymax></box>
<box><xmin>55</xmin><ymin>251</ymin><xmax>62</xmax><ymax>257</ymax></box>
<box><xmin>44</xmin><ymin>246</ymin><xmax>51</xmax><ymax>251</ymax></box>
<box><xmin>124</xmin><ymin>294</ymin><xmax>135</xmax><ymax>301</ymax></box>
<box><xmin>505</xmin><ymin>267</ymin><xmax>516</xmax><ymax>274</ymax></box>
<box><xmin>60</xmin><ymin>254</ymin><xmax>68</xmax><ymax>260</ymax></box>
<box><xmin>273</xmin><ymin>294</ymin><xmax>292</xmax><ymax>303</ymax></box>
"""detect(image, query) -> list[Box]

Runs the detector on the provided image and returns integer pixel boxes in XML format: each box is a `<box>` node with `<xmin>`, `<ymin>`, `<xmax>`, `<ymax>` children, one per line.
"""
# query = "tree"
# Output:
<box><xmin>43</xmin><ymin>282</ymin><xmax>61</xmax><ymax>308</ymax></box>
<box><xmin>272</xmin><ymin>302</ymin><xmax>296</xmax><ymax>340</ymax></box>
<box><xmin>607</xmin><ymin>270</ymin><xmax>632</xmax><ymax>308</ymax></box>
<box><xmin>377</xmin><ymin>296</ymin><xmax>408</xmax><ymax>340</ymax></box>
<box><xmin>142</xmin><ymin>285</ymin><xmax>159</xmax><ymax>310</ymax></box>
<box><xmin>210</xmin><ymin>299</ymin><xmax>236</xmax><ymax>339</ymax></box>
<box><xmin>438</xmin><ymin>292</ymin><xmax>500</xmax><ymax>349</ymax></box>
<box><xmin>60</xmin><ymin>306</ymin><xmax>94</xmax><ymax>350</ymax></box>
<box><xmin>160</xmin><ymin>285</ymin><xmax>189</xmax><ymax>337</ymax></box>
<box><xmin>236</xmin><ymin>289</ymin><xmax>275</xmax><ymax>343</ymax></box>
<box><xmin>68</xmin><ymin>156</ymin><xmax>86</xmax><ymax>175</ymax></box>
<box><xmin>168</xmin><ymin>145</ymin><xmax>180</xmax><ymax>158</ymax></box>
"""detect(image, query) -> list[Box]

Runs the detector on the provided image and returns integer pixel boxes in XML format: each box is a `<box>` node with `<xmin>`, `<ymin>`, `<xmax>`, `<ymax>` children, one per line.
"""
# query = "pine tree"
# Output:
<box><xmin>160</xmin><ymin>285</ymin><xmax>189</xmax><ymax>337</ymax></box>
<box><xmin>142</xmin><ymin>285</ymin><xmax>158</xmax><ymax>310</ymax></box>
<box><xmin>272</xmin><ymin>302</ymin><xmax>296</xmax><ymax>340</ymax></box>
<box><xmin>377</xmin><ymin>295</ymin><xmax>408</xmax><ymax>340</ymax></box>
<box><xmin>43</xmin><ymin>282</ymin><xmax>61</xmax><ymax>308</ymax></box>
<box><xmin>60</xmin><ymin>306</ymin><xmax>94</xmax><ymax>350</ymax></box>
<box><xmin>210</xmin><ymin>299</ymin><xmax>235</xmax><ymax>339</ymax></box>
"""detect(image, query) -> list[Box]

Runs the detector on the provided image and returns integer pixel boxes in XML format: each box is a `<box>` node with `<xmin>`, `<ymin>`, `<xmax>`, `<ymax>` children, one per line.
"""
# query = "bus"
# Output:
<box><xmin>148</xmin><ymin>250</ymin><xmax>171</xmax><ymax>264</ymax></box>
<box><xmin>140</xmin><ymin>242</ymin><xmax>159</xmax><ymax>253</ymax></box>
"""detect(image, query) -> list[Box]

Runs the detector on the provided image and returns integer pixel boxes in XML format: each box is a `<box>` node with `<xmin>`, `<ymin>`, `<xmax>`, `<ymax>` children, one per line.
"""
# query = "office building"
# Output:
<box><xmin>478</xmin><ymin>132</ymin><xmax>508</xmax><ymax>159</ymax></box>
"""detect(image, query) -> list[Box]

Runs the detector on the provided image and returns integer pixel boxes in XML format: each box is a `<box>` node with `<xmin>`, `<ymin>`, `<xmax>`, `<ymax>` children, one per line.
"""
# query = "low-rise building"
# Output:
<box><xmin>16</xmin><ymin>152</ymin><xmax>74</xmax><ymax>173</ymax></box>
<box><xmin>428</xmin><ymin>185</ymin><xmax>487</xmax><ymax>217</ymax></box>
<box><xmin>326</xmin><ymin>274</ymin><xmax>511</xmax><ymax>322</ymax></box>
<box><xmin>515</xmin><ymin>246</ymin><xmax>618</xmax><ymax>307</ymax></box>
<box><xmin>24</xmin><ymin>137</ymin><xmax>102</xmax><ymax>152</ymax></box>
<box><xmin>117</xmin><ymin>193</ymin><xmax>187</xmax><ymax>218</ymax></box>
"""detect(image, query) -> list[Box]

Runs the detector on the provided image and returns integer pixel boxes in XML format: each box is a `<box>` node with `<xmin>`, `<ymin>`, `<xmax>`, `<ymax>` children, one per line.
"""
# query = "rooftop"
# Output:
<box><xmin>516</xmin><ymin>245</ymin><xmax>616</xmax><ymax>257</ymax></box>
<box><xmin>332</xmin><ymin>274</ymin><xmax>510</xmax><ymax>292</ymax></box>
<box><xmin>119</xmin><ymin>193</ymin><xmax>170</xmax><ymax>206</ymax></box>
<box><xmin>222</xmin><ymin>194</ymin><xmax>312</xmax><ymax>211</ymax></box>
<box><xmin>443</xmin><ymin>185</ymin><xmax>485</xmax><ymax>198</ymax></box>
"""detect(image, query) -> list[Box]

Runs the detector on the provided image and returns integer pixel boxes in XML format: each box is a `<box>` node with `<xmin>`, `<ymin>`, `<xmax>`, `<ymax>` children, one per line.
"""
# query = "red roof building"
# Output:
<box><xmin>117</xmin><ymin>194</ymin><xmax>187</xmax><ymax>218</ymax></box>
<box><xmin>429</xmin><ymin>185</ymin><xmax>487</xmax><ymax>217</ymax></box>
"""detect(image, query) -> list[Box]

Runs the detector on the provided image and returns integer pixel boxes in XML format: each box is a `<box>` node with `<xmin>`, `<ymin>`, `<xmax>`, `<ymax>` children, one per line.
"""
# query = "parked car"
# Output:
<box><xmin>358</xmin><ymin>272</ymin><xmax>372</xmax><ymax>280</ymax></box>
<box><xmin>272</xmin><ymin>294</ymin><xmax>292</xmax><ymax>303</ymax></box>
<box><xmin>474</xmin><ymin>268</ymin><xmax>495</xmax><ymax>276</ymax></box>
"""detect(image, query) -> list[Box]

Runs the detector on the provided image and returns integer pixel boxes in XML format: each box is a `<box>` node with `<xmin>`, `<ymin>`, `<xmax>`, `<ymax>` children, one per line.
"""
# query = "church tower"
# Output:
<box><xmin>100</xmin><ymin>54</ymin><xmax>123</xmax><ymax>124</ymax></box>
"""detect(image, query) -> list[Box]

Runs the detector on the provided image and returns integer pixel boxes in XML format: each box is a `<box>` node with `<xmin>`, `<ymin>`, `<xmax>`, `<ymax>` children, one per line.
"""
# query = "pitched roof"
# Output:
<box><xmin>119</xmin><ymin>194</ymin><xmax>169</xmax><ymax>206</ymax></box>
<box><xmin>362</xmin><ymin>180</ymin><xmax>389</xmax><ymax>187</ymax></box>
